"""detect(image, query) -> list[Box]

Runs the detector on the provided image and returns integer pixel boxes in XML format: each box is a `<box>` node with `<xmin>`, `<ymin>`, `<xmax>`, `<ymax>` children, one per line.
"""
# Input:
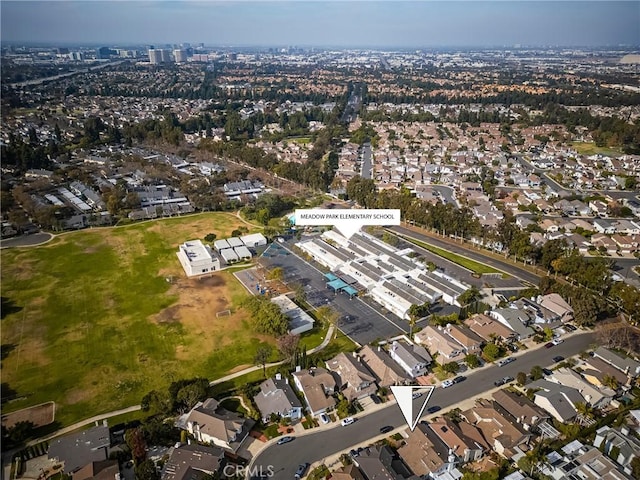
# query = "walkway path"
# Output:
<box><xmin>210</xmin><ymin>325</ymin><xmax>335</xmax><ymax>386</ymax></box>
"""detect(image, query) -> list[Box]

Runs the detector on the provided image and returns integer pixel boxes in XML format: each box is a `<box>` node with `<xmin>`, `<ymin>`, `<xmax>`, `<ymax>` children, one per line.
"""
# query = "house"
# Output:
<box><xmin>397</xmin><ymin>424</ymin><xmax>456</xmax><ymax>478</ymax></box>
<box><xmin>581</xmin><ymin>356</ymin><xmax>629</xmax><ymax>388</ymax></box>
<box><xmin>354</xmin><ymin>445</ymin><xmax>406</xmax><ymax>480</ymax></box>
<box><xmin>326</xmin><ymin>352</ymin><xmax>377</xmax><ymax>401</ymax></box>
<box><xmin>489</xmin><ymin>308</ymin><xmax>535</xmax><ymax>340</ymax></box>
<box><xmin>593</xmin><ymin>426</ymin><xmax>640</xmax><ymax>474</ymax></box>
<box><xmin>177</xmin><ymin>240</ymin><xmax>220</xmax><ymax>277</ymax></box>
<box><xmin>591</xmin><ymin>234</ymin><xmax>619</xmax><ymax>255</ymax></box>
<box><xmin>358</xmin><ymin>345</ymin><xmax>410</xmax><ymax>387</ymax></box>
<box><xmin>592</xmin><ymin>347</ymin><xmax>640</xmax><ymax>377</ymax></box>
<box><xmin>428</xmin><ymin>417</ymin><xmax>489</xmax><ymax>463</ymax></box>
<box><xmin>254</xmin><ymin>374</ymin><xmax>303</xmax><ymax>423</ymax></box>
<box><xmin>528</xmin><ymin>380</ymin><xmax>584</xmax><ymax>423</ymax></box>
<box><xmin>162</xmin><ymin>444</ymin><xmax>224</xmax><ymax>480</ymax></box>
<box><xmin>491</xmin><ymin>390</ymin><xmax>549</xmax><ymax>431</ymax></box>
<box><xmin>73</xmin><ymin>461</ymin><xmax>119</xmax><ymax>480</ymax></box>
<box><xmin>444</xmin><ymin>324</ymin><xmax>484</xmax><ymax>355</ymax></box>
<box><xmin>593</xmin><ymin>219</ymin><xmax>616</xmax><ymax>234</ymax></box>
<box><xmin>545</xmin><ymin>368</ymin><xmax>615</xmax><ymax>409</ymax></box>
<box><xmin>414</xmin><ymin>325</ymin><xmax>464</xmax><ymax>361</ymax></box>
<box><xmin>537</xmin><ymin>293</ymin><xmax>574</xmax><ymax>323</ymax></box>
<box><xmin>48</xmin><ymin>424</ymin><xmax>110</xmax><ymax>474</ymax></box>
<box><xmin>292</xmin><ymin>367</ymin><xmax>336</xmax><ymax>416</ymax></box>
<box><xmin>181</xmin><ymin>398</ymin><xmax>254</xmax><ymax>452</ymax></box>
<box><xmin>461</xmin><ymin>399</ymin><xmax>532</xmax><ymax>458</ymax></box>
<box><xmin>589</xmin><ymin>200</ymin><xmax>609</xmax><ymax>217</ymax></box>
<box><xmin>331</xmin><ymin>464</ymin><xmax>367</xmax><ymax>480</ymax></box>
<box><xmin>541</xmin><ymin>443</ymin><xmax>634</xmax><ymax>480</ymax></box>
<box><xmin>464</xmin><ymin>314</ymin><xmax>517</xmax><ymax>343</ymax></box>
<box><xmin>388</xmin><ymin>340</ymin><xmax>432</xmax><ymax>378</ymax></box>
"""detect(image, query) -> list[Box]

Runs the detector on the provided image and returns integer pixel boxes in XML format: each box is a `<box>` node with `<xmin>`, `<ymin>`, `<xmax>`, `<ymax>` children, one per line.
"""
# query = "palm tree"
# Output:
<box><xmin>574</xmin><ymin>402</ymin><xmax>596</xmax><ymax>426</ymax></box>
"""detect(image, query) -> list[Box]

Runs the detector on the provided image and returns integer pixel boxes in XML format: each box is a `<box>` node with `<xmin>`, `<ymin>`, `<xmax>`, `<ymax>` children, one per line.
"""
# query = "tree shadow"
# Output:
<box><xmin>1</xmin><ymin>382</ymin><xmax>18</xmax><ymax>405</ymax></box>
<box><xmin>1</xmin><ymin>343</ymin><xmax>16</xmax><ymax>366</ymax></box>
<box><xmin>1</xmin><ymin>297</ymin><xmax>22</xmax><ymax>319</ymax></box>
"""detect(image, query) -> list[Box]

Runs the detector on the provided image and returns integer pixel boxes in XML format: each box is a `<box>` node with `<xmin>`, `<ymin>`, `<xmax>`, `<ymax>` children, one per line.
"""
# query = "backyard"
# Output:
<box><xmin>0</xmin><ymin>212</ymin><xmax>281</xmax><ymax>426</ymax></box>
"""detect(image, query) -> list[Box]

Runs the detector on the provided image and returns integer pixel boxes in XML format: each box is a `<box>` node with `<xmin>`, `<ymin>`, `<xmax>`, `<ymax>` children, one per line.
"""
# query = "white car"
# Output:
<box><xmin>341</xmin><ymin>417</ymin><xmax>355</xmax><ymax>426</ymax></box>
<box><xmin>441</xmin><ymin>379</ymin><xmax>454</xmax><ymax>388</ymax></box>
<box><xmin>319</xmin><ymin>413</ymin><xmax>330</xmax><ymax>424</ymax></box>
<box><xmin>552</xmin><ymin>338</ymin><xmax>564</xmax><ymax>345</ymax></box>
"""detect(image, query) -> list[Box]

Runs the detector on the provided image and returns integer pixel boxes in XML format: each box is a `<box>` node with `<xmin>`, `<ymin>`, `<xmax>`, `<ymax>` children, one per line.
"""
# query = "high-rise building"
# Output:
<box><xmin>148</xmin><ymin>48</ymin><xmax>162</xmax><ymax>64</ymax></box>
<box><xmin>173</xmin><ymin>49</ymin><xmax>188</xmax><ymax>63</ymax></box>
<box><xmin>160</xmin><ymin>49</ymin><xmax>171</xmax><ymax>63</ymax></box>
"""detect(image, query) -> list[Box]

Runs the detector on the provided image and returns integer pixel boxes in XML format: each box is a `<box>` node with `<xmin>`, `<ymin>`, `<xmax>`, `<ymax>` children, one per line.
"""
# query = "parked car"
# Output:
<box><xmin>545</xmin><ymin>342</ymin><xmax>554</xmax><ymax>349</ymax></box>
<box><xmin>370</xmin><ymin>394</ymin><xmax>381</xmax><ymax>404</ymax></box>
<box><xmin>341</xmin><ymin>417</ymin><xmax>355</xmax><ymax>426</ymax></box>
<box><xmin>553</xmin><ymin>356</ymin><xmax>565</xmax><ymax>363</ymax></box>
<box><xmin>294</xmin><ymin>463</ymin><xmax>309</xmax><ymax>479</ymax></box>
<box><xmin>319</xmin><ymin>413</ymin><xmax>330</xmax><ymax>424</ymax></box>
<box><xmin>379</xmin><ymin>425</ymin><xmax>393</xmax><ymax>434</ymax></box>
<box><xmin>453</xmin><ymin>376</ymin><xmax>466</xmax><ymax>384</ymax></box>
<box><xmin>426</xmin><ymin>405</ymin><xmax>441</xmax><ymax>414</ymax></box>
<box><xmin>494</xmin><ymin>376</ymin><xmax>514</xmax><ymax>387</ymax></box>
<box><xmin>277</xmin><ymin>436</ymin><xmax>294</xmax><ymax>445</ymax></box>
<box><xmin>552</xmin><ymin>338</ymin><xmax>564</xmax><ymax>345</ymax></box>
<box><xmin>497</xmin><ymin>357</ymin><xmax>515</xmax><ymax>366</ymax></box>
<box><xmin>565</xmin><ymin>324</ymin><xmax>577</xmax><ymax>331</ymax></box>
<box><xmin>412</xmin><ymin>392</ymin><xmax>422</xmax><ymax>399</ymax></box>
<box><xmin>441</xmin><ymin>379</ymin><xmax>454</xmax><ymax>388</ymax></box>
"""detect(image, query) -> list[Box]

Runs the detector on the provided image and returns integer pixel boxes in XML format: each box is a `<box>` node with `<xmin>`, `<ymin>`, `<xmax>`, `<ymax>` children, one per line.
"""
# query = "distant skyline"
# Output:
<box><xmin>1</xmin><ymin>1</ymin><xmax>639</xmax><ymax>48</ymax></box>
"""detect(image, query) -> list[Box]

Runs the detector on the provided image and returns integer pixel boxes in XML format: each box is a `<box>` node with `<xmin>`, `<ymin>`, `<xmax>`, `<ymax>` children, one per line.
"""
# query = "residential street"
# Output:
<box><xmin>250</xmin><ymin>332</ymin><xmax>595</xmax><ymax>478</ymax></box>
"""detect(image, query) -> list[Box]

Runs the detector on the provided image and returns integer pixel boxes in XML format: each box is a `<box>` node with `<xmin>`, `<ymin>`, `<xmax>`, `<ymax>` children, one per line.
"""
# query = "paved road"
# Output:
<box><xmin>360</xmin><ymin>143</ymin><xmax>372</xmax><ymax>179</ymax></box>
<box><xmin>390</xmin><ymin>226</ymin><xmax>541</xmax><ymax>285</ymax></box>
<box><xmin>431</xmin><ymin>185</ymin><xmax>458</xmax><ymax>207</ymax></box>
<box><xmin>0</xmin><ymin>233</ymin><xmax>53</xmax><ymax>248</ymax></box>
<box><xmin>251</xmin><ymin>332</ymin><xmax>595</xmax><ymax>478</ymax></box>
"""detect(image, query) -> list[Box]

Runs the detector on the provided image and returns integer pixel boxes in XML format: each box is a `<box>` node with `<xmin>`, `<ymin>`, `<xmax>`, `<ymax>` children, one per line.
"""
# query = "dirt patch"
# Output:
<box><xmin>156</xmin><ymin>305</ymin><xmax>182</xmax><ymax>324</ymax></box>
<box><xmin>65</xmin><ymin>387</ymin><xmax>93</xmax><ymax>405</ymax></box>
<box><xmin>193</xmin><ymin>275</ymin><xmax>226</xmax><ymax>288</ymax></box>
<box><xmin>1</xmin><ymin>401</ymin><xmax>55</xmax><ymax>429</ymax></box>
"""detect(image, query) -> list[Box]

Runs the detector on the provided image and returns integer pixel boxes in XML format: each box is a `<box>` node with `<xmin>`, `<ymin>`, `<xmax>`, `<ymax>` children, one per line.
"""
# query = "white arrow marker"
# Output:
<box><xmin>390</xmin><ymin>385</ymin><xmax>435</xmax><ymax>431</ymax></box>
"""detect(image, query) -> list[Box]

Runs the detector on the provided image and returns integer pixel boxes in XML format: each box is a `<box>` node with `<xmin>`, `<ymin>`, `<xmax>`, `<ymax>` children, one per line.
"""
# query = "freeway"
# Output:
<box><xmin>250</xmin><ymin>332</ymin><xmax>594</xmax><ymax>478</ymax></box>
<box><xmin>390</xmin><ymin>225</ymin><xmax>541</xmax><ymax>285</ymax></box>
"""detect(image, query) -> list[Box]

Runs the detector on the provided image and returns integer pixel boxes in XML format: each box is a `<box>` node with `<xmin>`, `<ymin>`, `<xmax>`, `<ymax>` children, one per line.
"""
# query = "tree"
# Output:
<box><xmin>574</xmin><ymin>402</ymin><xmax>595</xmax><ymax>425</ymax></box>
<box><xmin>135</xmin><ymin>459</ymin><xmax>159</xmax><ymax>480</ymax></box>
<box><xmin>442</xmin><ymin>362</ymin><xmax>460</xmax><ymax>374</ymax></box>
<box><xmin>530</xmin><ymin>365</ymin><xmax>544</xmax><ymax>381</ymax></box>
<box><xmin>458</xmin><ymin>286</ymin><xmax>481</xmax><ymax>305</ymax></box>
<box><xmin>254</xmin><ymin>346</ymin><xmax>272</xmax><ymax>377</ymax></box>
<box><xmin>277</xmin><ymin>333</ymin><xmax>300</xmax><ymax>365</ymax></box>
<box><xmin>516</xmin><ymin>371</ymin><xmax>528</xmax><ymax>386</ymax></box>
<box><xmin>542</xmin><ymin>327</ymin><xmax>554</xmax><ymax>341</ymax></box>
<box><xmin>601</xmin><ymin>374</ymin><xmax>619</xmax><ymax>390</ymax></box>
<box><xmin>630</xmin><ymin>457</ymin><xmax>640</xmax><ymax>479</ymax></box>
<box><xmin>176</xmin><ymin>382</ymin><xmax>208</xmax><ymax>411</ymax></box>
<box><xmin>465</xmin><ymin>354</ymin><xmax>480</xmax><ymax>369</ymax></box>
<box><xmin>316</xmin><ymin>305</ymin><xmax>340</xmax><ymax>326</ymax></box>
<box><xmin>140</xmin><ymin>390</ymin><xmax>172</xmax><ymax>415</ymax></box>
<box><xmin>125</xmin><ymin>427</ymin><xmax>147</xmax><ymax>464</ymax></box>
<box><xmin>267</xmin><ymin>267</ymin><xmax>284</xmax><ymax>281</ymax></box>
<box><xmin>482</xmin><ymin>343</ymin><xmax>501</xmax><ymax>361</ymax></box>
<box><xmin>204</xmin><ymin>233</ymin><xmax>217</xmax><ymax>243</ymax></box>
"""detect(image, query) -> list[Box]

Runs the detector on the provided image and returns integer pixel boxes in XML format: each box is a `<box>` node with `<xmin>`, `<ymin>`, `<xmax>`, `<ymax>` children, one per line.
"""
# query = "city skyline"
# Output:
<box><xmin>1</xmin><ymin>1</ymin><xmax>639</xmax><ymax>48</ymax></box>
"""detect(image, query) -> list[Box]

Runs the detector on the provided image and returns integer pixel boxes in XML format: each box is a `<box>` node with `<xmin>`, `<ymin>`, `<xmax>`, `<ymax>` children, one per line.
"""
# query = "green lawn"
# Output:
<box><xmin>571</xmin><ymin>142</ymin><xmax>623</xmax><ymax>157</ymax></box>
<box><xmin>0</xmin><ymin>212</ymin><xmax>281</xmax><ymax>426</ymax></box>
<box><xmin>399</xmin><ymin>235</ymin><xmax>503</xmax><ymax>275</ymax></box>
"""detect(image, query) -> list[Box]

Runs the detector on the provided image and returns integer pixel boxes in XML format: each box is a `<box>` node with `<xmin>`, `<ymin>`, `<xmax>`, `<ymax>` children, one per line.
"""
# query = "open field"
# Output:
<box><xmin>571</xmin><ymin>142</ymin><xmax>623</xmax><ymax>157</ymax></box>
<box><xmin>398</xmin><ymin>235</ymin><xmax>504</xmax><ymax>275</ymax></box>
<box><xmin>0</xmin><ymin>213</ymin><xmax>278</xmax><ymax>426</ymax></box>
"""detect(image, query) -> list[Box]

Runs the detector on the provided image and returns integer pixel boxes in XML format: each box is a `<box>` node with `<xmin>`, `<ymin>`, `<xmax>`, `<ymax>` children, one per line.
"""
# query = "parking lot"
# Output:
<box><xmin>258</xmin><ymin>239</ymin><xmax>406</xmax><ymax>345</ymax></box>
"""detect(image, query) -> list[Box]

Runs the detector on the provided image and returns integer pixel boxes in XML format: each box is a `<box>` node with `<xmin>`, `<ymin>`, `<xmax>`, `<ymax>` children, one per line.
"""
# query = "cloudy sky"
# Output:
<box><xmin>1</xmin><ymin>1</ymin><xmax>639</xmax><ymax>48</ymax></box>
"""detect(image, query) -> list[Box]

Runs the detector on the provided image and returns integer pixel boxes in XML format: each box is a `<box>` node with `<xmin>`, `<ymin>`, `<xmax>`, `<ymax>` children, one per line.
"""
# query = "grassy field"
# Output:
<box><xmin>571</xmin><ymin>142</ymin><xmax>623</xmax><ymax>157</ymax></box>
<box><xmin>0</xmin><ymin>212</ymin><xmax>280</xmax><ymax>426</ymax></box>
<box><xmin>400</xmin><ymin>235</ymin><xmax>503</xmax><ymax>275</ymax></box>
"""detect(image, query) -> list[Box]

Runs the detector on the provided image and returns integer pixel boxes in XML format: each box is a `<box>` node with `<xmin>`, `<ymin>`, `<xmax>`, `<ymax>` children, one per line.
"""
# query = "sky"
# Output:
<box><xmin>1</xmin><ymin>1</ymin><xmax>639</xmax><ymax>48</ymax></box>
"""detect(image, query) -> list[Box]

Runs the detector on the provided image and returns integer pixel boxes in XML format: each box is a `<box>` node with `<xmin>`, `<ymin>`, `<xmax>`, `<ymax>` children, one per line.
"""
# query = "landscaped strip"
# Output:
<box><xmin>396</xmin><ymin>233</ymin><xmax>505</xmax><ymax>275</ymax></box>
